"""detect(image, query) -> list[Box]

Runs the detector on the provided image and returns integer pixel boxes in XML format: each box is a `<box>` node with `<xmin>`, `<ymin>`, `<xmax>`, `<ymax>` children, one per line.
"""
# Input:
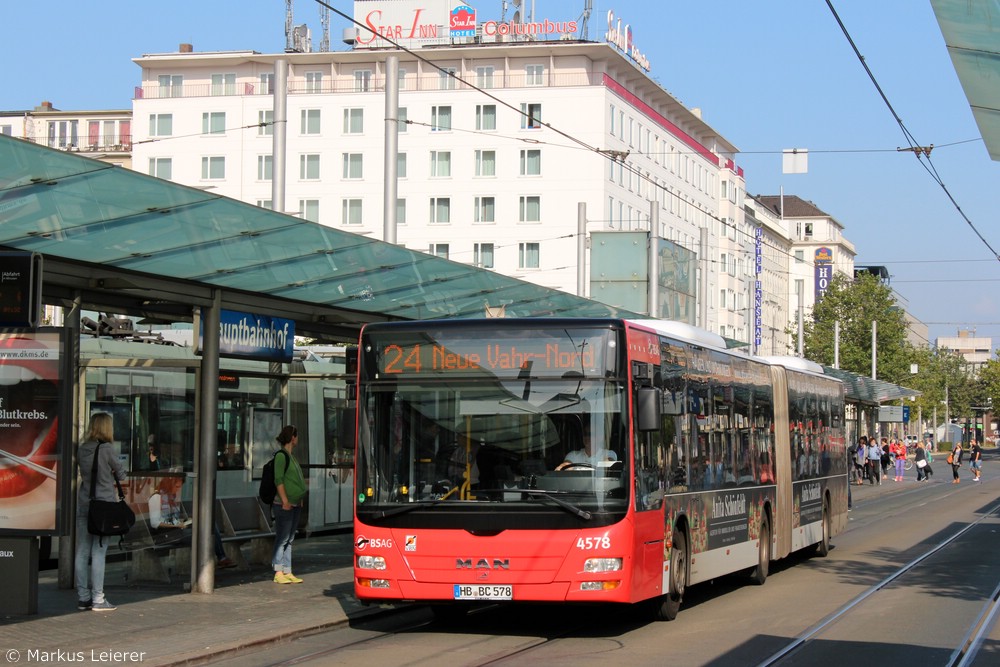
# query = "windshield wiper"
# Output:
<box><xmin>368</xmin><ymin>499</ymin><xmax>449</xmax><ymax>520</ymax></box>
<box><xmin>520</xmin><ymin>489</ymin><xmax>592</xmax><ymax>520</ymax></box>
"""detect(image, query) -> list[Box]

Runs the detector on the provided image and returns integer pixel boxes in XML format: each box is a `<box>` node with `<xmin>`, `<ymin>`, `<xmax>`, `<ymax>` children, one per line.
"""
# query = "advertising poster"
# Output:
<box><xmin>0</xmin><ymin>330</ymin><xmax>64</xmax><ymax>533</ymax></box>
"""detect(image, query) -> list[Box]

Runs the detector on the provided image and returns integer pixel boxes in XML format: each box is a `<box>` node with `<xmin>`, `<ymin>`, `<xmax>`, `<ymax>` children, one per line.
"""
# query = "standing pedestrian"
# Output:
<box><xmin>271</xmin><ymin>425</ymin><xmax>307</xmax><ymax>584</ymax></box>
<box><xmin>75</xmin><ymin>412</ymin><xmax>126</xmax><ymax>611</ymax></box>
<box><xmin>867</xmin><ymin>437</ymin><xmax>883</xmax><ymax>485</ymax></box>
<box><xmin>950</xmin><ymin>441</ymin><xmax>964</xmax><ymax>483</ymax></box>
<box><xmin>969</xmin><ymin>439</ymin><xmax>983</xmax><ymax>482</ymax></box>
<box><xmin>914</xmin><ymin>441</ymin><xmax>931</xmax><ymax>481</ymax></box>
<box><xmin>893</xmin><ymin>438</ymin><xmax>906</xmax><ymax>482</ymax></box>
<box><xmin>880</xmin><ymin>437</ymin><xmax>892</xmax><ymax>480</ymax></box>
<box><xmin>854</xmin><ymin>436</ymin><xmax>868</xmax><ymax>485</ymax></box>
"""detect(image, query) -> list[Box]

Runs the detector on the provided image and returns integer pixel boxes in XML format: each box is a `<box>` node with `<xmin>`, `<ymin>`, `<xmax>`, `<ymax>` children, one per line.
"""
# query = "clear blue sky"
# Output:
<box><xmin>4</xmin><ymin>1</ymin><xmax>998</xmax><ymax>352</ymax></box>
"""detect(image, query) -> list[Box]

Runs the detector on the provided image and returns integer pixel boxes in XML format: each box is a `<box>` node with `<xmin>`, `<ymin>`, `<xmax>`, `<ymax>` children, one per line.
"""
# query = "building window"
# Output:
<box><xmin>211</xmin><ymin>73</ymin><xmax>236</xmax><ymax>96</ymax></box>
<box><xmin>300</xmin><ymin>154</ymin><xmax>320</xmax><ymax>180</ymax></box>
<box><xmin>429</xmin><ymin>197</ymin><xmax>451</xmax><ymax>224</ymax></box>
<box><xmin>794</xmin><ymin>250</ymin><xmax>804</xmax><ymax>264</ymax></box>
<box><xmin>343</xmin><ymin>108</ymin><xmax>363</xmax><ymax>134</ymax></box>
<box><xmin>398</xmin><ymin>107</ymin><xmax>408</xmax><ymax>132</ymax></box>
<box><xmin>475</xmin><ymin>150</ymin><xmax>496</xmax><ymax>177</ymax></box>
<box><xmin>521</xmin><ymin>102</ymin><xmax>542</xmax><ymax>129</ymax></box>
<box><xmin>719</xmin><ymin>289</ymin><xmax>727</xmax><ymax>309</ymax></box>
<box><xmin>300</xmin><ymin>199</ymin><xmax>320</xmax><ymax>223</ymax></box>
<box><xmin>301</xmin><ymin>109</ymin><xmax>321</xmax><ymax>135</ymax></box>
<box><xmin>519</xmin><ymin>196</ymin><xmax>540</xmax><ymax>223</ymax></box>
<box><xmin>148</xmin><ymin>157</ymin><xmax>172</xmax><ymax>180</ymax></box>
<box><xmin>519</xmin><ymin>242</ymin><xmax>540</xmax><ymax>269</ymax></box>
<box><xmin>342</xmin><ymin>153</ymin><xmax>363</xmax><ymax>179</ymax></box>
<box><xmin>525</xmin><ymin>64</ymin><xmax>544</xmax><ymax>85</ymax></box>
<box><xmin>397</xmin><ymin>68</ymin><xmax>407</xmax><ymax>91</ymax></box>
<box><xmin>259</xmin><ymin>73</ymin><xmax>274</xmax><ymax>95</ymax></box>
<box><xmin>257</xmin><ymin>155</ymin><xmax>273</xmax><ymax>181</ymax></box>
<box><xmin>440</xmin><ymin>67</ymin><xmax>457</xmax><ymax>90</ymax></box>
<box><xmin>430</xmin><ymin>151</ymin><xmax>452</xmax><ymax>177</ymax></box>
<box><xmin>474</xmin><ymin>242</ymin><xmax>495</xmax><ymax>269</ymax></box>
<box><xmin>431</xmin><ymin>105</ymin><xmax>452</xmax><ymax>131</ymax></box>
<box><xmin>0</xmin><ymin>125</ymin><xmax>12</xmax><ymax>136</ymax></box>
<box><xmin>429</xmin><ymin>243</ymin><xmax>450</xmax><ymax>259</ymax></box>
<box><xmin>476</xmin><ymin>66</ymin><xmax>494</xmax><ymax>89</ymax></box>
<box><xmin>341</xmin><ymin>199</ymin><xmax>362</xmax><ymax>225</ymax></box>
<box><xmin>396</xmin><ymin>198</ymin><xmax>406</xmax><ymax>224</ymax></box>
<box><xmin>201</xmin><ymin>156</ymin><xmax>225</xmax><ymax>180</ymax></box>
<box><xmin>158</xmin><ymin>74</ymin><xmax>183</xmax><ymax>98</ymax></box>
<box><xmin>397</xmin><ymin>153</ymin><xmax>407</xmax><ymax>178</ymax></box>
<box><xmin>475</xmin><ymin>104</ymin><xmax>496</xmax><ymax>131</ymax></box>
<box><xmin>201</xmin><ymin>112</ymin><xmax>226</xmax><ymax>135</ymax></box>
<box><xmin>305</xmin><ymin>71</ymin><xmax>324</xmax><ymax>93</ymax></box>
<box><xmin>354</xmin><ymin>69</ymin><xmax>373</xmax><ymax>92</ymax></box>
<box><xmin>258</xmin><ymin>110</ymin><xmax>273</xmax><ymax>136</ymax></box>
<box><xmin>257</xmin><ymin>199</ymin><xmax>273</xmax><ymax>210</ymax></box>
<box><xmin>519</xmin><ymin>149</ymin><xmax>540</xmax><ymax>176</ymax></box>
<box><xmin>474</xmin><ymin>196</ymin><xmax>495</xmax><ymax>223</ymax></box>
<box><xmin>149</xmin><ymin>114</ymin><xmax>173</xmax><ymax>137</ymax></box>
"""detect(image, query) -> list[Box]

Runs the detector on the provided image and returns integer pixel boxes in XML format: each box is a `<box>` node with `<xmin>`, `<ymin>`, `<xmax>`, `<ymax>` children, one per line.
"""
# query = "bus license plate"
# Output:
<box><xmin>453</xmin><ymin>584</ymin><xmax>512</xmax><ymax>600</ymax></box>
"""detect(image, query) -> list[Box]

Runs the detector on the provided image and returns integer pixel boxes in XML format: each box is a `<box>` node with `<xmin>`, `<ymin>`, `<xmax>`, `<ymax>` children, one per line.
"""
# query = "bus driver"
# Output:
<box><xmin>556</xmin><ymin>423</ymin><xmax>618</xmax><ymax>470</ymax></box>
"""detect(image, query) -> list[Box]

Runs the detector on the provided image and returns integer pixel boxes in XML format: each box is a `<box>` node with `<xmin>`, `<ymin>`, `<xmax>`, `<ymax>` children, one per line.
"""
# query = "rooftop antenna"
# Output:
<box><xmin>578</xmin><ymin>0</ymin><xmax>592</xmax><ymax>40</ymax></box>
<box><xmin>319</xmin><ymin>3</ymin><xmax>330</xmax><ymax>52</ymax></box>
<box><xmin>285</xmin><ymin>0</ymin><xmax>295</xmax><ymax>52</ymax></box>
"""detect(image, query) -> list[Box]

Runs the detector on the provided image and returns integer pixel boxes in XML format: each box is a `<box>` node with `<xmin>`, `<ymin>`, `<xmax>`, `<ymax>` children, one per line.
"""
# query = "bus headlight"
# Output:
<box><xmin>357</xmin><ymin>555</ymin><xmax>387</xmax><ymax>570</ymax></box>
<box><xmin>583</xmin><ymin>558</ymin><xmax>622</xmax><ymax>573</ymax></box>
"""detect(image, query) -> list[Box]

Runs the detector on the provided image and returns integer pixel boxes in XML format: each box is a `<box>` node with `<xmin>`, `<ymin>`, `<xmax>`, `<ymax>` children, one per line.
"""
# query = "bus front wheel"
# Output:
<box><xmin>652</xmin><ymin>530</ymin><xmax>687</xmax><ymax>621</ymax></box>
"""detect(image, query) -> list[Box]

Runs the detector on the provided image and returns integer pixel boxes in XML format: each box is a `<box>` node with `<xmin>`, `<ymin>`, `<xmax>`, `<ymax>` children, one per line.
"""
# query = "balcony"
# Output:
<box><xmin>21</xmin><ymin>135</ymin><xmax>133</xmax><ymax>153</ymax></box>
<box><xmin>133</xmin><ymin>71</ymin><xmax>601</xmax><ymax>100</ymax></box>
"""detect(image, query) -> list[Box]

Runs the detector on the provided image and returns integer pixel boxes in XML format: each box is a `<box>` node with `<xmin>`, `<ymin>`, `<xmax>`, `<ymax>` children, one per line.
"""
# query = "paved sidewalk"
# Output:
<box><xmin>0</xmin><ymin>531</ymin><xmax>385</xmax><ymax>667</ymax></box>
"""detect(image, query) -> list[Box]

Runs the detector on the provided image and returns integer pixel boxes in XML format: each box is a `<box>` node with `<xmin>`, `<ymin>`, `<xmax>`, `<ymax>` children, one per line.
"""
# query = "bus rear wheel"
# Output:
<box><xmin>749</xmin><ymin>516</ymin><xmax>770</xmax><ymax>585</ymax></box>
<box><xmin>651</xmin><ymin>530</ymin><xmax>687</xmax><ymax>621</ymax></box>
<box><xmin>813</xmin><ymin>502</ymin><xmax>831</xmax><ymax>557</ymax></box>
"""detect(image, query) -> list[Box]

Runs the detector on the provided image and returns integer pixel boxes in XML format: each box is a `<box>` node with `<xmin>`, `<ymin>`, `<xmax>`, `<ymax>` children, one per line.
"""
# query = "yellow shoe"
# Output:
<box><xmin>285</xmin><ymin>572</ymin><xmax>303</xmax><ymax>583</ymax></box>
<box><xmin>274</xmin><ymin>572</ymin><xmax>293</xmax><ymax>584</ymax></box>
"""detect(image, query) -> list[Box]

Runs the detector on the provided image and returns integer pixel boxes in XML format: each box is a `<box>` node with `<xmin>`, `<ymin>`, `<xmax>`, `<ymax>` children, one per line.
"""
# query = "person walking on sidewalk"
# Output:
<box><xmin>969</xmin><ymin>439</ymin><xmax>983</xmax><ymax>482</ymax></box>
<box><xmin>950</xmin><ymin>441</ymin><xmax>964</xmax><ymax>483</ymax></box>
<box><xmin>914</xmin><ymin>441</ymin><xmax>932</xmax><ymax>481</ymax></box>
<box><xmin>272</xmin><ymin>425</ymin><xmax>307</xmax><ymax>584</ymax></box>
<box><xmin>867</xmin><ymin>437</ymin><xmax>883</xmax><ymax>485</ymax></box>
<box><xmin>892</xmin><ymin>438</ymin><xmax>907</xmax><ymax>482</ymax></box>
<box><xmin>75</xmin><ymin>412</ymin><xmax>126</xmax><ymax>612</ymax></box>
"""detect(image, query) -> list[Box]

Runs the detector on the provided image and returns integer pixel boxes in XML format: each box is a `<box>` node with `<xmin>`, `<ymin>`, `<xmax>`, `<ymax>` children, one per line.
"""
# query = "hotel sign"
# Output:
<box><xmin>814</xmin><ymin>247</ymin><xmax>833</xmax><ymax>305</ymax></box>
<box><xmin>605</xmin><ymin>9</ymin><xmax>651</xmax><ymax>71</ymax></box>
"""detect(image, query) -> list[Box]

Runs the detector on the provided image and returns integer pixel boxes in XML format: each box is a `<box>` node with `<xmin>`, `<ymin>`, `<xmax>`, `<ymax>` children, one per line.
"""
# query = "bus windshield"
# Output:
<box><xmin>356</xmin><ymin>325</ymin><xmax>631</xmax><ymax>524</ymax></box>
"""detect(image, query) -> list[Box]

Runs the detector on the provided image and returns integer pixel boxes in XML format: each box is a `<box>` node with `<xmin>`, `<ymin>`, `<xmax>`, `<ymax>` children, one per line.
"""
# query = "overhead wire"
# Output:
<box><xmin>825</xmin><ymin>0</ymin><xmax>1000</xmax><ymax>262</ymax></box>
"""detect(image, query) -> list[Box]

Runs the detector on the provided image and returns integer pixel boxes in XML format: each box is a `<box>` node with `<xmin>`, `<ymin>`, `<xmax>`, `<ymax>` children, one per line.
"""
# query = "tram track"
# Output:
<box><xmin>758</xmin><ymin>500</ymin><xmax>1000</xmax><ymax>667</ymax></box>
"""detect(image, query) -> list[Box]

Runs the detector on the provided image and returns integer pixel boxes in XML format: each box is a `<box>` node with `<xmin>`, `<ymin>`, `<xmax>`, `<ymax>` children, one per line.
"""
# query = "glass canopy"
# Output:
<box><xmin>0</xmin><ymin>135</ymin><xmax>644</xmax><ymax>328</ymax></box>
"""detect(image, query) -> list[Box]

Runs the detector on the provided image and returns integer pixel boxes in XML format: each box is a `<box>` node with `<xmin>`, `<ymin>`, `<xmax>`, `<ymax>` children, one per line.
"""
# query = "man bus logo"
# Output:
<box><xmin>457</xmin><ymin>558</ymin><xmax>510</xmax><ymax>569</ymax></box>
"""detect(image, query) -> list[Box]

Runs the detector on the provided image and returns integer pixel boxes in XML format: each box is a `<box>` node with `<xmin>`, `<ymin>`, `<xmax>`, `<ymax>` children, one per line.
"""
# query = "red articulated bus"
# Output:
<box><xmin>353</xmin><ymin>318</ymin><xmax>847</xmax><ymax>620</ymax></box>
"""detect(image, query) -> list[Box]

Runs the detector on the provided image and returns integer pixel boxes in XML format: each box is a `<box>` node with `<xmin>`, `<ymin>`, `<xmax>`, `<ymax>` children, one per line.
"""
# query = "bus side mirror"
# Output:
<box><xmin>637</xmin><ymin>387</ymin><xmax>661</xmax><ymax>432</ymax></box>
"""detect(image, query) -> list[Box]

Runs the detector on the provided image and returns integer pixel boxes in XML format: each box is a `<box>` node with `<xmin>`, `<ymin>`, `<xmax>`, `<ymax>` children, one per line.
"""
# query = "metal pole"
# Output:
<box><xmin>834</xmin><ymin>321</ymin><xmax>840</xmax><ymax>369</ymax></box>
<box><xmin>871</xmin><ymin>320</ymin><xmax>877</xmax><ymax>379</ymax></box>
<box><xmin>194</xmin><ymin>295</ymin><xmax>221</xmax><ymax>594</ymax></box>
<box><xmin>271</xmin><ymin>59</ymin><xmax>288</xmax><ymax>216</ymax></box>
<box><xmin>699</xmin><ymin>227</ymin><xmax>709</xmax><ymax>329</ymax></box>
<box><xmin>797</xmin><ymin>289</ymin><xmax>804</xmax><ymax>357</ymax></box>
<box><xmin>577</xmin><ymin>202</ymin><xmax>587</xmax><ymax>297</ymax></box>
<box><xmin>647</xmin><ymin>200</ymin><xmax>659</xmax><ymax>318</ymax></box>
<box><xmin>383</xmin><ymin>55</ymin><xmax>399</xmax><ymax>244</ymax></box>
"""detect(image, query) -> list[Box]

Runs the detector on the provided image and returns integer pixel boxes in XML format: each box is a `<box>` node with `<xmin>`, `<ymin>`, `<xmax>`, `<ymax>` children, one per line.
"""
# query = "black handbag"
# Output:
<box><xmin>87</xmin><ymin>442</ymin><xmax>135</xmax><ymax>543</ymax></box>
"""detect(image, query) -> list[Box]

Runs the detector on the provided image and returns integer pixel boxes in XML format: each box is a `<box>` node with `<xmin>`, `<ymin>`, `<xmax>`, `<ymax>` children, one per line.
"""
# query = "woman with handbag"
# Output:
<box><xmin>949</xmin><ymin>442</ymin><xmax>964</xmax><ymax>484</ymax></box>
<box><xmin>75</xmin><ymin>412</ymin><xmax>126</xmax><ymax>611</ymax></box>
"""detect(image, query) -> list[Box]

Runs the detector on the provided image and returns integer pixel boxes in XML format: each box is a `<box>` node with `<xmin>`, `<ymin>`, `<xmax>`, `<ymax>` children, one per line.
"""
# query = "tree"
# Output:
<box><xmin>801</xmin><ymin>272</ymin><xmax>913</xmax><ymax>384</ymax></box>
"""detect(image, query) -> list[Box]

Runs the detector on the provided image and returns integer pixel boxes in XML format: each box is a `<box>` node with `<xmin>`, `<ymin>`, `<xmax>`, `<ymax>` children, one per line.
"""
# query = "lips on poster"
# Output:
<box><xmin>0</xmin><ymin>332</ymin><xmax>62</xmax><ymax>532</ymax></box>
